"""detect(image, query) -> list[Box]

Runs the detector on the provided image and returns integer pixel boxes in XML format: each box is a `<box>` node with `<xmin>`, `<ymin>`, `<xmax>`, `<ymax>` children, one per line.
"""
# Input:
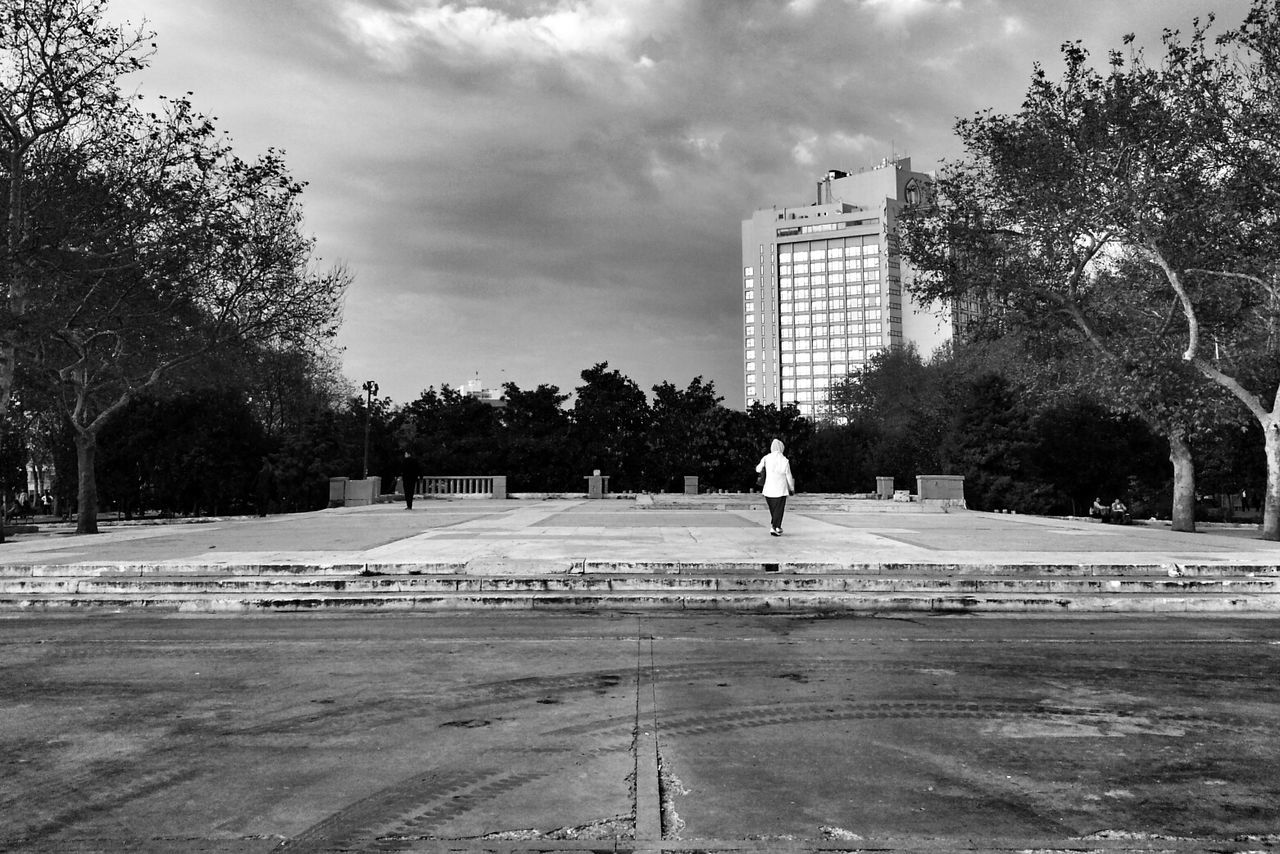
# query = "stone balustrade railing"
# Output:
<box><xmin>409</xmin><ymin>476</ymin><xmax>507</xmax><ymax>500</ymax></box>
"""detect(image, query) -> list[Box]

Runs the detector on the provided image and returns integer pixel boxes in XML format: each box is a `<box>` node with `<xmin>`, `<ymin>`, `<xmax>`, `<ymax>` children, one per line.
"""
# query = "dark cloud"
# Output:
<box><xmin>109</xmin><ymin>0</ymin><xmax>1254</xmax><ymax>405</ymax></box>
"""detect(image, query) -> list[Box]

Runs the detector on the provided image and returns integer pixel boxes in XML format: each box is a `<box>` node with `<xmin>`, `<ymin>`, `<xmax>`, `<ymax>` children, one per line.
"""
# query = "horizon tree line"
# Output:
<box><xmin>10</xmin><ymin>349</ymin><xmax>1261</xmax><ymax>525</ymax></box>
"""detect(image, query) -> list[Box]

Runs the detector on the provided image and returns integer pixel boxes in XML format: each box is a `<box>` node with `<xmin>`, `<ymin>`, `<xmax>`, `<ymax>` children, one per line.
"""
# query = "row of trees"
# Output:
<box><xmin>18</xmin><ymin>349</ymin><xmax>1255</xmax><ymax>522</ymax></box>
<box><xmin>7</xmin><ymin>337</ymin><xmax>355</xmax><ymax>519</ymax></box>
<box><xmin>12</xmin><ymin>361</ymin><xmax>809</xmax><ymax>515</ymax></box>
<box><xmin>824</xmin><ymin>343</ymin><xmax>1256</xmax><ymax>518</ymax></box>
<box><xmin>898</xmin><ymin>0</ymin><xmax>1280</xmax><ymax>537</ymax></box>
<box><xmin>386</xmin><ymin>364</ymin><xmax>810</xmax><ymax>494</ymax></box>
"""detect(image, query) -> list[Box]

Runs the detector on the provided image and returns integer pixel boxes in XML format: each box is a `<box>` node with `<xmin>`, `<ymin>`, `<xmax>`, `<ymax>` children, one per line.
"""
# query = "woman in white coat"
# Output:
<box><xmin>755</xmin><ymin>438</ymin><xmax>796</xmax><ymax>536</ymax></box>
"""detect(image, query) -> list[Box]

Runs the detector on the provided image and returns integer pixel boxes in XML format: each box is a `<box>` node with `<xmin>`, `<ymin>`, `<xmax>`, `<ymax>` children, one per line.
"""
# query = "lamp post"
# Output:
<box><xmin>361</xmin><ymin>380</ymin><xmax>378</xmax><ymax>480</ymax></box>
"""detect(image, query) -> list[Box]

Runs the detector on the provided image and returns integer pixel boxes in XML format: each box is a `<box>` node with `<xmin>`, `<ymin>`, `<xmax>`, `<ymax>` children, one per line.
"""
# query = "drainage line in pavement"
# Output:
<box><xmin>634</xmin><ymin>628</ymin><xmax>662</xmax><ymax>850</ymax></box>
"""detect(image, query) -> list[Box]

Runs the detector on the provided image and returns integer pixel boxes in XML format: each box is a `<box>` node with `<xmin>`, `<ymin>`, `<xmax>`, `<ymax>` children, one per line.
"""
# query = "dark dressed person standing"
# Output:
<box><xmin>252</xmin><ymin>459</ymin><xmax>278</xmax><ymax>517</ymax></box>
<box><xmin>755</xmin><ymin>438</ymin><xmax>795</xmax><ymax>536</ymax></box>
<box><xmin>399</xmin><ymin>451</ymin><xmax>423</xmax><ymax>510</ymax></box>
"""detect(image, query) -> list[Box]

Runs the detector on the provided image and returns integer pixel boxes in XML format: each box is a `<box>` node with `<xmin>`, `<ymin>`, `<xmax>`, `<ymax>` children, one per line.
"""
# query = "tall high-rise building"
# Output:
<box><xmin>741</xmin><ymin>157</ymin><xmax>958</xmax><ymax>418</ymax></box>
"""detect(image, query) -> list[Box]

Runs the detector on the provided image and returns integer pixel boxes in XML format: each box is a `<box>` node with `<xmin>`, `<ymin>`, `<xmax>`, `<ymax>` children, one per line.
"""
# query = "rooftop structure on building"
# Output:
<box><xmin>741</xmin><ymin>157</ymin><xmax>973</xmax><ymax>420</ymax></box>
<box><xmin>463</xmin><ymin>376</ymin><xmax>507</xmax><ymax>408</ymax></box>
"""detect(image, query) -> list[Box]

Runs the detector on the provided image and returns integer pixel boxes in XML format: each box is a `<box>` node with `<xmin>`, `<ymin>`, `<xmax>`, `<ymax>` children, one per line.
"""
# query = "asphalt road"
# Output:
<box><xmin>2</xmin><ymin>612</ymin><xmax>1278</xmax><ymax>853</ymax></box>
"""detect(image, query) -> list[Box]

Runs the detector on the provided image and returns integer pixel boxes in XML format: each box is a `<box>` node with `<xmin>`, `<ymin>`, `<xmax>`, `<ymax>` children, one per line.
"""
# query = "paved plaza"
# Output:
<box><xmin>3</xmin><ymin>498</ymin><xmax>1280</xmax><ymax>613</ymax></box>
<box><xmin>1</xmin><ymin>500</ymin><xmax>1279</xmax><ymax>852</ymax></box>
<box><xmin>2</xmin><ymin>498</ymin><xmax>1280</xmax><ymax>571</ymax></box>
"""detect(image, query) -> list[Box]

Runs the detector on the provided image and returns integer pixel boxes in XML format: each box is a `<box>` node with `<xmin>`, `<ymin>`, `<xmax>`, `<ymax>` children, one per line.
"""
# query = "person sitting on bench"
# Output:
<box><xmin>1090</xmin><ymin>496</ymin><xmax>1108</xmax><ymax>520</ymax></box>
<box><xmin>1109</xmin><ymin>497</ymin><xmax>1130</xmax><ymax>525</ymax></box>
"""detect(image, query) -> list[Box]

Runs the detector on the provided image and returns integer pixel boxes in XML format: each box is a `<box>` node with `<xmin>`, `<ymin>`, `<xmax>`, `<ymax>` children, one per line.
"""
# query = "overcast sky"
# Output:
<box><xmin>106</xmin><ymin>0</ymin><xmax>1253</xmax><ymax>409</ymax></box>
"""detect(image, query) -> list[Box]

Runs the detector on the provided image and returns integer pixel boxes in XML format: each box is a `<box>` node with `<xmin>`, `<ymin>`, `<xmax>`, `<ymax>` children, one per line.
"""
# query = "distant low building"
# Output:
<box><xmin>741</xmin><ymin>157</ymin><xmax>974</xmax><ymax>419</ymax></box>
<box><xmin>463</xmin><ymin>377</ymin><xmax>506</xmax><ymax>408</ymax></box>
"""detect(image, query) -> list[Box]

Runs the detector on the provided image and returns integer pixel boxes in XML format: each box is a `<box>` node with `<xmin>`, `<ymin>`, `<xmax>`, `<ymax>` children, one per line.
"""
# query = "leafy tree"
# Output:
<box><xmin>896</xmin><ymin>24</ymin><xmax>1259</xmax><ymax>533</ymax></box>
<box><xmin>397</xmin><ymin>385</ymin><xmax>501</xmax><ymax>477</ymax></box>
<box><xmin>715</xmin><ymin>406</ymin><xmax>760</xmax><ymax>492</ymax></box>
<box><xmin>571</xmin><ymin>363</ymin><xmax>651</xmax><ymax>491</ymax></box>
<box><xmin>0</xmin><ymin>413</ymin><xmax>25</xmax><ymax>505</ymax></box>
<box><xmin>96</xmin><ymin>389</ymin><xmax>269</xmax><ymax>517</ymax></box>
<box><xmin>740</xmin><ymin>401</ymin><xmax>812</xmax><ymax>491</ymax></box>
<box><xmin>241</xmin><ymin>341</ymin><xmax>350</xmax><ymax>441</ymax></box>
<box><xmin>497</xmin><ymin>382</ymin><xmax>574</xmax><ymax>491</ymax></box>
<box><xmin>271</xmin><ymin>402</ymin><xmax>367</xmax><ymax>512</ymax></box>
<box><xmin>20</xmin><ymin>99</ymin><xmax>348</xmax><ymax>533</ymax></box>
<box><xmin>826</xmin><ymin>344</ymin><xmax>945</xmax><ymax>484</ymax></box>
<box><xmin>811</xmin><ymin>340</ymin><xmax>1177</xmax><ymax>513</ymax></box>
<box><xmin>939</xmin><ymin>373</ymin><xmax>1056</xmax><ymax>512</ymax></box>
<box><xmin>1027</xmin><ymin>396</ymin><xmax>1168</xmax><ymax>516</ymax></box>
<box><xmin>647</xmin><ymin>376</ymin><xmax>734</xmax><ymax>492</ymax></box>
<box><xmin>1109</xmin><ymin>5</ymin><xmax>1280</xmax><ymax>538</ymax></box>
<box><xmin>0</xmin><ymin>0</ymin><xmax>152</xmax><ymax>423</ymax></box>
<box><xmin>804</xmin><ymin>420</ymin><xmax>877</xmax><ymax>493</ymax></box>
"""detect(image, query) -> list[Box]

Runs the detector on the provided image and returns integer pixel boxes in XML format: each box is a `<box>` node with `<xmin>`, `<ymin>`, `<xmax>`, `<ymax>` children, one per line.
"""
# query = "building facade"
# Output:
<box><xmin>462</xmin><ymin>376</ymin><xmax>507</xmax><ymax>408</ymax></box>
<box><xmin>741</xmin><ymin>157</ymin><xmax>955</xmax><ymax>419</ymax></box>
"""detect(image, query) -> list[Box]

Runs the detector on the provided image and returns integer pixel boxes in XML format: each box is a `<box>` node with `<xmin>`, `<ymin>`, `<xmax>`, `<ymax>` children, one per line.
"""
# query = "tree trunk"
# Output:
<box><xmin>1263</xmin><ymin>422</ymin><xmax>1280</xmax><ymax>541</ymax></box>
<box><xmin>3</xmin><ymin>150</ymin><xmax>27</xmax><ymax>424</ymax></box>
<box><xmin>1168</xmin><ymin>431</ymin><xmax>1196</xmax><ymax>533</ymax></box>
<box><xmin>0</xmin><ymin>430</ymin><xmax>5</xmax><ymax>545</ymax></box>
<box><xmin>75</xmin><ymin>430</ymin><xmax>100</xmax><ymax>535</ymax></box>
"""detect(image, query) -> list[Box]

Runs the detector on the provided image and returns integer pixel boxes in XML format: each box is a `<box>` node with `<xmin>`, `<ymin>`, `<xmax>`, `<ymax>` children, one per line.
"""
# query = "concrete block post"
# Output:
<box><xmin>491</xmin><ymin>476</ymin><xmax>507</xmax><ymax>500</ymax></box>
<box><xmin>684</xmin><ymin>476</ymin><xmax>698</xmax><ymax>495</ymax></box>
<box><xmin>875</xmin><ymin>477</ymin><xmax>894</xmax><ymax>499</ymax></box>
<box><xmin>917</xmin><ymin>474</ymin><xmax>966</xmax><ymax>508</ymax></box>
<box><xmin>328</xmin><ymin>477</ymin><xmax>348</xmax><ymax>508</ymax></box>
<box><xmin>344</xmin><ymin>478</ymin><xmax>378</xmax><ymax>506</ymax></box>
<box><xmin>585</xmin><ymin>471</ymin><xmax>609</xmax><ymax>499</ymax></box>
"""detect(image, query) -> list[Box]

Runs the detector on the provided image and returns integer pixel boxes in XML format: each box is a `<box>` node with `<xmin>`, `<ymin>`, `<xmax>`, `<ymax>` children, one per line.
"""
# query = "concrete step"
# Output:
<box><xmin>4</xmin><ymin>573</ymin><xmax>1280</xmax><ymax>595</ymax></box>
<box><xmin>2</xmin><ymin>568</ymin><xmax>1279</xmax><ymax>613</ymax></box>
<box><xmin>4</xmin><ymin>561</ymin><xmax>1278</xmax><ymax>578</ymax></box>
<box><xmin>5</xmin><ymin>588</ymin><xmax>1279</xmax><ymax>613</ymax></box>
<box><xmin>645</xmin><ymin>495</ymin><xmax>955</xmax><ymax>512</ymax></box>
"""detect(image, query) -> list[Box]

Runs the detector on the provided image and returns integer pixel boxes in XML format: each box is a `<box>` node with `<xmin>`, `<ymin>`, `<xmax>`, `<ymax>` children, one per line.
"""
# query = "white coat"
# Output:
<box><xmin>755</xmin><ymin>451</ymin><xmax>795</xmax><ymax>499</ymax></box>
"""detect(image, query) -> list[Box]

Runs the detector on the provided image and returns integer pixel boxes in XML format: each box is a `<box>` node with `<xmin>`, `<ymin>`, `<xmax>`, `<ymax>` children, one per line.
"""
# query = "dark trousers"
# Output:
<box><xmin>766</xmin><ymin>495</ymin><xmax>787</xmax><ymax>530</ymax></box>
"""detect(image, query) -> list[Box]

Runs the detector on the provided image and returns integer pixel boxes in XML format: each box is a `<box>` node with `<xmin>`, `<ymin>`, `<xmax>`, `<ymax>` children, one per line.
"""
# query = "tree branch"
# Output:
<box><xmin>1144</xmin><ymin>244</ymin><xmax>1200</xmax><ymax>360</ymax></box>
<box><xmin>1185</xmin><ymin>267</ymin><xmax>1279</xmax><ymax>299</ymax></box>
<box><xmin>1189</xmin><ymin>355</ymin><xmax>1271</xmax><ymax>422</ymax></box>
